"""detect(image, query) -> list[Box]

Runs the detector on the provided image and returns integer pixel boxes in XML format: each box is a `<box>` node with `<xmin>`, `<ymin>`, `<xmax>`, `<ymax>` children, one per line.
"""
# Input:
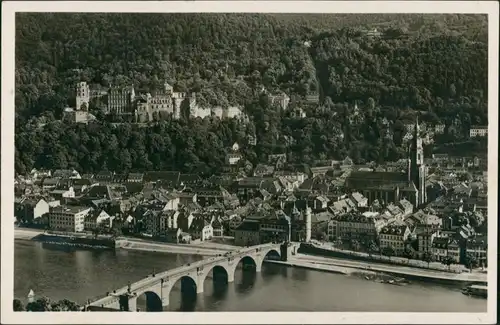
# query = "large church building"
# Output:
<box><xmin>345</xmin><ymin>117</ymin><xmax>427</xmax><ymax>208</ymax></box>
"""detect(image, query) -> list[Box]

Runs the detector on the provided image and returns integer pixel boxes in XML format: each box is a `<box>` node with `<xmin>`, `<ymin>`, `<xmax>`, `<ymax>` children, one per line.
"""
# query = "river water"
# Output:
<box><xmin>14</xmin><ymin>240</ymin><xmax>486</xmax><ymax>312</ymax></box>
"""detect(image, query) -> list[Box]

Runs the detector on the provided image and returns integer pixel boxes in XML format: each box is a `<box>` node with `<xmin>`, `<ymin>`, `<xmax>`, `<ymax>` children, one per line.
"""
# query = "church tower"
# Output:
<box><xmin>410</xmin><ymin>116</ymin><xmax>427</xmax><ymax>206</ymax></box>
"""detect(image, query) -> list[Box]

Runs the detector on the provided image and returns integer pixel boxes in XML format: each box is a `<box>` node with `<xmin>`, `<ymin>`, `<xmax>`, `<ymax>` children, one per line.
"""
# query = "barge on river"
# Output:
<box><xmin>462</xmin><ymin>284</ymin><xmax>487</xmax><ymax>298</ymax></box>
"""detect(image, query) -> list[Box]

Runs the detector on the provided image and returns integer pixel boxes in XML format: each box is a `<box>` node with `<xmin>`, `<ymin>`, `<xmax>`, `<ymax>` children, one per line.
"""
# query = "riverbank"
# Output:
<box><xmin>14</xmin><ymin>228</ymin><xmax>44</xmax><ymax>240</ymax></box>
<box><xmin>117</xmin><ymin>239</ymin><xmax>232</xmax><ymax>256</ymax></box>
<box><xmin>14</xmin><ymin>228</ymin><xmax>237</xmax><ymax>255</ymax></box>
<box><xmin>265</xmin><ymin>258</ymin><xmax>359</xmax><ymax>275</ymax></box>
<box><xmin>15</xmin><ymin>240</ymin><xmax>487</xmax><ymax>313</ymax></box>
<box><xmin>292</xmin><ymin>253</ymin><xmax>487</xmax><ymax>284</ymax></box>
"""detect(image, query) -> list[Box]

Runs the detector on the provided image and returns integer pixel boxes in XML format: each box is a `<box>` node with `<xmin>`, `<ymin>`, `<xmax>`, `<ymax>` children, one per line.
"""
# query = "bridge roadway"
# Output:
<box><xmin>85</xmin><ymin>243</ymin><xmax>288</xmax><ymax>311</ymax></box>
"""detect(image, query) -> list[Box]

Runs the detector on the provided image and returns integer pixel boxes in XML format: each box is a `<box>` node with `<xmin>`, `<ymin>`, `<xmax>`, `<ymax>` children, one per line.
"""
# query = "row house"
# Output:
<box><xmin>415</xmin><ymin>225</ymin><xmax>440</xmax><ymax>258</ymax></box>
<box><xmin>379</xmin><ymin>224</ymin><xmax>411</xmax><ymax>256</ymax></box>
<box><xmin>144</xmin><ymin>209</ymin><xmax>182</xmax><ymax>237</ymax></box>
<box><xmin>465</xmin><ymin>236</ymin><xmax>488</xmax><ymax>267</ymax></box>
<box><xmin>84</xmin><ymin>210</ymin><xmax>113</xmax><ymax>231</ymax></box>
<box><xmin>336</xmin><ymin>212</ymin><xmax>388</xmax><ymax>243</ymax></box>
<box><xmin>143</xmin><ymin>171</ymin><xmax>181</xmax><ymax>187</ymax></box>
<box><xmin>431</xmin><ymin>236</ymin><xmax>461</xmax><ymax>263</ymax></box>
<box><xmin>192</xmin><ymin>186</ymin><xmax>231</xmax><ymax>207</ymax></box>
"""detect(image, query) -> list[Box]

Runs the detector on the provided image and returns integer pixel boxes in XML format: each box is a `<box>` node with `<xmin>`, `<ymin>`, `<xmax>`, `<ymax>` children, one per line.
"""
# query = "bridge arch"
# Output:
<box><xmin>136</xmin><ymin>291</ymin><xmax>163</xmax><ymax>312</ymax></box>
<box><xmin>262</xmin><ymin>248</ymin><xmax>281</xmax><ymax>262</ymax></box>
<box><xmin>167</xmin><ymin>274</ymin><xmax>199</xmax><ymax>311</ymax></box>
<box><xmin>199</xmin><ymin>264</ymin><xmax>232</xmax><ymax>288</ymax></box>
<box><xmin>231</xmin><ymin>254</ymin><xmax>258</xmax><ymax>274</ymax></box>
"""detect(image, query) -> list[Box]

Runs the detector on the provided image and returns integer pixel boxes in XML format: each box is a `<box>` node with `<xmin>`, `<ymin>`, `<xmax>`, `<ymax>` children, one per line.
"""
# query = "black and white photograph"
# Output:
<box><xmin>1</xmin><ymin>1</ymin><xmax>498</xmax><ymax>324</ymax></box>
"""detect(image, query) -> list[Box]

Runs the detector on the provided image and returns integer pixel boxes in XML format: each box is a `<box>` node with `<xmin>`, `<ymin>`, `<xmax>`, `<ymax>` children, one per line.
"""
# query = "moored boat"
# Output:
<box><xmin>462</xmin><ymin>284</ymin><xmax>487</xmax><ymax>298</ymax></box>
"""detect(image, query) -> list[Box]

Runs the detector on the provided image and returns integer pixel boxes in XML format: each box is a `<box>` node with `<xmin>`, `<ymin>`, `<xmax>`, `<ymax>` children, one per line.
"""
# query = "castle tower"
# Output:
<box><xmin>76</xmin><ymin>82</ymin><xmax>90</xmax><ymax>111</ymax></box>
<box><xmin>305</xmin><ymin>206</ymin><xmax>312</xmax><ymax>242</ymax></box>
<box><xmin>410</xmin><ymin>116</ymin><xmax>427</xmax><ymax>206</ymax></box>
<box><xmin>164</xmin><ymin>82</ymin><xmax>173</xmax><ymax>95</ymax></box>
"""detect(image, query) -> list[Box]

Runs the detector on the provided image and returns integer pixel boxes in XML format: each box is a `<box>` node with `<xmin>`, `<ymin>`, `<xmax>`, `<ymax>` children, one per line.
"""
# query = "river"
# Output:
<box><xmin>14</xmin><ymin>240</ymin><xmax>486</xmax><ymax>312</ymax></box>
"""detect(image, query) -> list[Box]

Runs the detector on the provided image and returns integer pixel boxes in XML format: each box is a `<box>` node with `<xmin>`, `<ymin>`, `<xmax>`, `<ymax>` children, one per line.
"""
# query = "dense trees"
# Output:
<box><xmin>13</xmin><ymin>297</ymin><xmax>80</xmax><ymax>311</ymax></box>
<box><xmin>14</xmin><ymin>14</ymin><xmax>488</xmax><ymax>174</ymax></box>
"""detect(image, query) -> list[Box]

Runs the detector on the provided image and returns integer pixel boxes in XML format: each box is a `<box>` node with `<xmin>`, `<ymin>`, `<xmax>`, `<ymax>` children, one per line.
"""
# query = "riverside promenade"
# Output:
<box><xmin>117</xmin><ymin>238</ymin><xmax>236</xmax><ymax>256</ymax></box>
<box><xmin>283</xmin><ymin>254</ymin><xmax>487</xmax><ymax>283</ymax></box>
<box><xmin>15</xmin><ymin>228</ymin><xmax>238</xmax><ymax>256</ymax></box>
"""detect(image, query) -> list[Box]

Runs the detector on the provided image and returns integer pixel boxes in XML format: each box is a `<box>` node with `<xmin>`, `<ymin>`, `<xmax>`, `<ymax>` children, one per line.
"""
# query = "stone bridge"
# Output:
<box><xmin>84</xmin><ymin>243</ymin><xmax>294</xmax><ymax>311</ymax></box>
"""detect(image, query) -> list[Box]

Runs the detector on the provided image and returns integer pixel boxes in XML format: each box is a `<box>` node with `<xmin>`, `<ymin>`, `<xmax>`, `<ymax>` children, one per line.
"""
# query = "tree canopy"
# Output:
<box><xmin>15</xmin><ymin>13</ymin><xmax>488</xmax><ymax>175</ymax></box>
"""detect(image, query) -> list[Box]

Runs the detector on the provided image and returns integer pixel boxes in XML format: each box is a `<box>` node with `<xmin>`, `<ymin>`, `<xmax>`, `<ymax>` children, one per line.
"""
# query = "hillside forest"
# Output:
<box><xmin>14</xmin><ymin>13</ymin><xmax>489</xmax><ymax>175</ymax></box>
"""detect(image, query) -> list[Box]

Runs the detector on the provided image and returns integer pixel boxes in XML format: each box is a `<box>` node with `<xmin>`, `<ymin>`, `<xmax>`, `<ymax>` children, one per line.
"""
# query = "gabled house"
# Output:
<box><xmin>398</xmin><ymin>198</ymin><xmax>414</xmax><ymax>216</ymax></box>
<box><xmin>234</xmin><ymin>177</ymin><xmax>265</xmax><ymax>204</ymax></box>
<box><xmin>112</xmin><ymin>173</ymin><xmax>128</xmax><ymax>184</ymax></box>
<box><xmin>41</xmin><ymin>178</ymin><xmax>60</xmax><ymax>190</ymax></box>
<box><xmin>30</xmin><ymin>168</ymin><xmax>52</xmax><ymax>180</ymax></box>
<box><xmin>253</xmin><ymin>164</ymin><xmax>275</xmax><ymax>177</ymax></box>
<box><xmin>84</xmin><ymin>209</ymin><xmax>113</xmax><ymax>231</ymax></box>
<box><xmin>179</xmin><ymin>174</ymin><xmax>202</xmax><ymax>188</ymax></box>
<box><xmin>53</xmin><ymin>169</ymin><xmax>81</xmax><ymax>179</ymax></box>
<box><xmin>212</xmin><ymin>218</ymin><xmax>224</xmax><ymax>237</ymax></box>
<box><xmin>309</xmin><ymin>195</ymin><xmax>330</xmax><ymax>212</ymax></box>
<box><xmin>95</xmin><ymin>171</ymin><xmax>115</xmax><ymax>185</ymax></box>
<box><xmin>350</xmin><ymin>192</ymin><xmax>368</xmax><ymax>208</ymax></box>
<box><xmin>187</xmin><ymin>217</ymin><xmax>213</xmax><ymax>242</ymax></box>
<box><xmin>49</xmin><ymin>187</ymin><xmax>76</xmax><ymax>200</ymax></box>
<box><xmin>15</xmin><ymin>198</ymin><xmax>50</xmax><ymax>223</ymax></box>
<box><xmin>144</xmin><ymin>171</ymin><xmax>180</xmax><ymax>187</ymax></box>
<box><xmin>177</xmin><ymin>210</ymin><xmax>195</xmax><ymax>233</ymax></box>
<box><xmin>127</xmin><ymin>173</ymin><xmax>144</xmax><ymax>183</ymax></box>
<box><xmin>379</xmin><ymin>224</ymin><xmax>411</xmax><ymax>256</ymax></box>
<box><xmin>262</xmin><ymin>178</ymin><xmax>282</xmax><ymax>195</ymax></box>
<box><xmin>71</xmin><ymin>178</ymin><xmax>94</xmax><ymax>196</ymax></box>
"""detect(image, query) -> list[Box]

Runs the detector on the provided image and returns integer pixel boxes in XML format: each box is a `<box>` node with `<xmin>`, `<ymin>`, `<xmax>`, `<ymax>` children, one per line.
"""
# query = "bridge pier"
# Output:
<box><xmin>128</xmin><ymin>296</ymin><xmax>137</xmax><ymax>312</ymax></box>
<box><xmin>227</xmin><ymin>269</ymin><xmax>235</xmax><ymax>283</ymax></box>
<box><xmin>161</xmin><ymin>296</ymin><xmax>169</xmax><ymax>308</ymax></box>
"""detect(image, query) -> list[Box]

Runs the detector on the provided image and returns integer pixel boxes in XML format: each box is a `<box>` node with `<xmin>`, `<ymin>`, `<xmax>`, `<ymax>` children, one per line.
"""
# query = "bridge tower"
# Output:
<box><xmin>305</xmin><ymin>206</ymin><xmax>312</xmax><ymax>242</ymax></box>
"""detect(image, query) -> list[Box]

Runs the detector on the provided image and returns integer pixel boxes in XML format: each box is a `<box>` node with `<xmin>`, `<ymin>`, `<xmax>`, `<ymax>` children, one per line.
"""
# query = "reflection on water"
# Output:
<box><xmin>15</xmin><ymin>241</ymin><xmax>487</xmax><ymax>312</ymax></box>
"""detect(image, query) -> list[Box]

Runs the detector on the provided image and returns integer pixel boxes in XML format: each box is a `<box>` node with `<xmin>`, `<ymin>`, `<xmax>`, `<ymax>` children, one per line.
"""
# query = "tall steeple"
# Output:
<box><xmin>410</xmin><ymin>114</ymin><xmax>426</xmax><ymax>206</ymax></box>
